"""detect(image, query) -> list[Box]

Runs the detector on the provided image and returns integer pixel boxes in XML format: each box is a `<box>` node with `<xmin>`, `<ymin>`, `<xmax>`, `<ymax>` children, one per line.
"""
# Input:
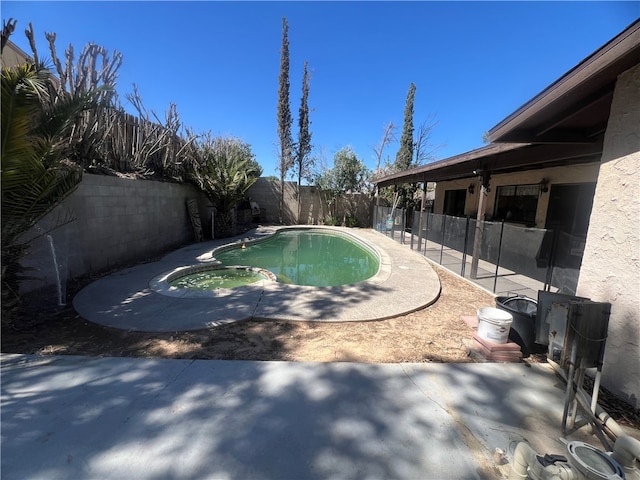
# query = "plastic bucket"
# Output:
<box><xmin>495</xmin><ymin>295</ymin><xmax>539</xmax><ymax>356</ymax></box>
<box><xmin>477</xmin><ymin>307</ymin><xmax>513</xmax><ymax>344</ymax></box>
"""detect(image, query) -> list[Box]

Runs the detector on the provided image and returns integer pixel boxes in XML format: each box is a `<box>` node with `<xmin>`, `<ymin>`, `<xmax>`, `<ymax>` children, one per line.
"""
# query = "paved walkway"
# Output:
<box><xmin>73</xmin><ymin>227</ymin><xmax>442</xmax><ymax>332</ymax></box>
<box><xmin>5</xmin><ymin>354</ymin><xmax>636</xmax><ymax>480</ymax></box>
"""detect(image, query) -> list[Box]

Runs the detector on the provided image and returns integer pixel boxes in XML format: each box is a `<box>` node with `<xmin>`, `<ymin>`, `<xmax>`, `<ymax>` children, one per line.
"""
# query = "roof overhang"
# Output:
<box><xmin>487</xmin><ymin>19</ymin><xmax>640</xmax><ymax>144</ymax></box>
<box><xmin>373</xmin><ymin>20</ymin><xmax>638</xmax><ymax>189</ymax></box>
<box><xmin>373</xmin><ymin>141</ymin><xmax>602</xmax><ymax>188</ymax></box>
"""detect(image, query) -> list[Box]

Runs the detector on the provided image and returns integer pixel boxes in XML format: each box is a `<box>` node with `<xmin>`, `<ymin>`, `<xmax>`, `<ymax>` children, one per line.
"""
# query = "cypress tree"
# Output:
<box><xmin>277</xmin><ymin>16</ymin><xmax>293</xmax><ymax>222</ymax></box>
<box><xmin>395</xmin><ymin>82</ymin><xmax>416</xmax><ymax>171</ymax></box>
<box><xmin>295</xmin><ymin>61</ymin><xmax>313</xmax><ymax>221</ymax></box>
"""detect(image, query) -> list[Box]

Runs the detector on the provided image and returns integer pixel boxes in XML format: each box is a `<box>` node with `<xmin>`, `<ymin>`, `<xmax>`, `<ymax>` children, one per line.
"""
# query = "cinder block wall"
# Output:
<box><xmin>247</xmin><ymin>178</ymin><xmax>372</xmax><ymax>226</ymax></box>
<box><xmin>21</xmin><ymin>174</ymin><xmax>374</xmax><ymax>296</ymax></box>
<box><xmin>21</xmin><ymin>174</ymin><xmax>210</xmax><ymax>293</ymax></box>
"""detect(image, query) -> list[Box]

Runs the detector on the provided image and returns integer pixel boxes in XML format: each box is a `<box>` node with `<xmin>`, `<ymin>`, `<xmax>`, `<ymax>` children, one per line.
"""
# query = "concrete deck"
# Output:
<box><xmin>72</xmin><ymin>227</ymin><xmax>442</xmax><ymax>332</ymax></box>
<box><xmin>5</xmin><ymin>354</ymin><xmax>638</xmax><ymax>480</ymax></box>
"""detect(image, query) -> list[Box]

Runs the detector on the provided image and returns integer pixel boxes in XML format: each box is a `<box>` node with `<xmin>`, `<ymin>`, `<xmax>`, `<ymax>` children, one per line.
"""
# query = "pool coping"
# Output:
<box><xmin>72</xmin><ymin>226</ymin><xmax>441</xmax><ymax>332</ymax></box>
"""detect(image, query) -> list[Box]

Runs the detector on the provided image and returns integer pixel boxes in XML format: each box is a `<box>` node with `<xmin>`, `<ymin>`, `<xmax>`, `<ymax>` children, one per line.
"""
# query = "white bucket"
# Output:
<box><xmin>477</xmin><ymin>307</ymin><xmax>513</xmax><ymax>344</ymax></box>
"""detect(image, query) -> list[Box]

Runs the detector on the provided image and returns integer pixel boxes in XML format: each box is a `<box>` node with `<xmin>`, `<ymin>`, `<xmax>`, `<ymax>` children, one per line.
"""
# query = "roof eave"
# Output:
<box><xmin>487</xmin><ymin>19</ymin><xmax>640</xmax><ymax>144</ymax></box>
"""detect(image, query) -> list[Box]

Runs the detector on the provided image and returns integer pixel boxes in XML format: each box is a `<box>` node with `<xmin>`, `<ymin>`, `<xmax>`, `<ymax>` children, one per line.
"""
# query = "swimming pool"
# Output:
<box><xmin>77</xmin><ymin>226</ymin><xmax>440</xmax><ymax>330</ymax></box>
<box><xmin>213</xmin><ymin>228</ymin><xmax>380</xmax><ymax>287</ymax></box>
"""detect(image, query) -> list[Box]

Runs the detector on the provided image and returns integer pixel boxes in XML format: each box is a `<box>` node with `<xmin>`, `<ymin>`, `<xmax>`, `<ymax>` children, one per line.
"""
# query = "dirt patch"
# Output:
<box><xmin>3</xmin><ymin>260</ymin><xmax>638</xmax><ymax>429</ymax></box>
<box><xmin>3</xmin><ymin>262</ymin><xmax>496</xmax><ymax>363</ymax></box>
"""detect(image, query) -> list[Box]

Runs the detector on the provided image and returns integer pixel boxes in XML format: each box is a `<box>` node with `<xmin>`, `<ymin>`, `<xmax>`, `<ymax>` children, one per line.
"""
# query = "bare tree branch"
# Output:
<box><xmin>414</xmin><ymin>114</ymin><xmax>444</xmax><ymax>165</ymax></box>
<box><xmin>25</xmin><ymin>23</ymin><xmax>39</xmax><ymax>64</ymax></box>
<box><xmin>371</xmin><ymin>121</ymin><xmax>397</xmax><ymax>175</ymax></box>
<box><xmin>1</xmin><ymin>18</ymin><xmax>17</xmax><ymax>52</ymax></box>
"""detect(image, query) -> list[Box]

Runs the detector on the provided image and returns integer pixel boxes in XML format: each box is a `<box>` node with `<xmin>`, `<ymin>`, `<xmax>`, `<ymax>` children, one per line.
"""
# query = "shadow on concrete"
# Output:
<box><xmin>1</xmin><ymin>354</ymin><xmax>579</xmax><ymax>479</ymax></box>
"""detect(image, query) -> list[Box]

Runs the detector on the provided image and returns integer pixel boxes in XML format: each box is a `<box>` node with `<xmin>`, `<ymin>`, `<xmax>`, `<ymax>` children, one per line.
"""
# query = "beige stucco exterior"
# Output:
<box><xmin>375</xmin><ymin>23</ymin><xmax>639</xmax><ymax>407</ymax></box>
<box><xmin>434</xmin><ymin>162</ymin><xmax>600</xmax><ymax>227</ymax></box>
<box><xmin>433</xmin><ymin>65</ymin><xmax>639</xmax><ymax>407</ymax></box>
<box><xmin>0</xmin><ymin>40</ymin><xmax>31</xmax><ymax>68</ymax></box>
<box><xmin>576</xmin><ymin>64</ymin><xmax>640</xmax><ymax>408</ymax></box>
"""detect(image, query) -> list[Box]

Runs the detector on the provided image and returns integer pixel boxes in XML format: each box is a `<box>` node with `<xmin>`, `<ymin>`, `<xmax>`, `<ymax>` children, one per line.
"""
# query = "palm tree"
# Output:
<box><xmin>187</xmin><ymin>135</ymin><xmax>261</xmax><ymax>238</ymax></box>
<box><xmin>1</xmin><ymin>62</ymin><xmax>96</xmax><ymax>315</ymax></box>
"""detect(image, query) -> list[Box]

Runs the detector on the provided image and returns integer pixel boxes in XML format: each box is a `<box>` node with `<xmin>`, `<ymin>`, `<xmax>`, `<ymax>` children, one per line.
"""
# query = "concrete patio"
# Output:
<box><xmin>4</xmin><ymin>354</ymin><xmax>637</xmax><ymax>479</ymax></box>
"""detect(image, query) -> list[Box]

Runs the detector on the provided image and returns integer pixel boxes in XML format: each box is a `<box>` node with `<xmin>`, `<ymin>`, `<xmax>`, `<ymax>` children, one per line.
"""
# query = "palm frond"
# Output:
<box><xmin>1</xmin><ymin>62</ymin><xmax>85</xmax><ymax>264</ymax></box>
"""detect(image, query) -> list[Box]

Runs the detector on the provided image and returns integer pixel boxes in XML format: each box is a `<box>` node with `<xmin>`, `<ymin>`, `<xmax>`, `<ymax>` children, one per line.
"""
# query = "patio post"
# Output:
<box><xmin>417</xmin><ymin>181</ymin><xmax>427</xmax><ymax>251</ymax></box>
<box><xmin>470</xmin><ymin>170</ymin><xmax>491</xmax><ymax>279</ymax></box>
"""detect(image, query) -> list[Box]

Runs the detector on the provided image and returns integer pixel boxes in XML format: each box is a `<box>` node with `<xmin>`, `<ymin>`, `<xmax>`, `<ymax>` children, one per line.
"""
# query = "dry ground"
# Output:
<box><xmin>2</xmin><ymin>258</ymin><xmax>638</xmax><ymax>428</ymax></box>
<box><xmin>4</xmin><ymin>262</ymin><xmax>496</xmax><ymax>363</ymax></box>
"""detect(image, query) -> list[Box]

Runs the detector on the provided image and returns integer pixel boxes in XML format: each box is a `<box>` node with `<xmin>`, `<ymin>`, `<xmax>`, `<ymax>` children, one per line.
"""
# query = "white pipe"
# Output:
<box><xmin>611</xmin><ymin>436</ymin><xmax>640</xmax><ymax>480</ymax></box>
<box><xmin>595</xmin><ymin>404</ymin><xmax>627</xmax><ymax>440</ymax></box>
<box><xmin>590</xmin><ymin>369</ymin><xmax>602</xmax><ymax>414</ymax></box>
<box><xmin>46</xmin><ymin>234</ymin><xmax>64</xmax><ymax>306</ymax></box>
<box><xmin>509</xmin><ymin>442</ymin><xmax>575</xmax><ymax>480</ymax></box>
<box><xmin>562</xmin><ymin>341</ymin><xmax>578</xmax><ymax>433</ymax></box>
<box><xmin>550</xmin><ymin>360</ymin><xmax>628</xmax><ymax>444</ymax></box>
<box><xmin>509</xmin><ymin>442</ymin><xmax>535</xmax><ymax>480</ymax></box>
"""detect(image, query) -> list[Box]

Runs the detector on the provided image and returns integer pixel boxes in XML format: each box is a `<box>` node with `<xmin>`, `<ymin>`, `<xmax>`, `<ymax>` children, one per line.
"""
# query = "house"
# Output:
<box><xmin>1</xmin><ymin>38</ymin><xmax>31</xmax><ymax>68</ymax></box>
<box><xmin>373</xmin><ymin>20</ymin><xmax>639</xmax><ymax>407</ymax></box>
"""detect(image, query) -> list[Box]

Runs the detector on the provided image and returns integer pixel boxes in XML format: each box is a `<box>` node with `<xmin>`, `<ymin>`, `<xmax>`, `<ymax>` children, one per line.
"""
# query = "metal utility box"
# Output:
<box><xmin>536</xmin><ymin>291</ymin><xmax>611</xmax><ymax>369</ymax></box>
<box><xmin>535</xmin><ymin>291</ymin><xmax>587</xmax><ymax>345</ymax></box>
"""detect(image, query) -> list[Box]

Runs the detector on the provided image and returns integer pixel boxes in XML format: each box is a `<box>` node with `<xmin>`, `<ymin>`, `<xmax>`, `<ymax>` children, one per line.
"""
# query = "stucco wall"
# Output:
<box><xmin>1</xmin><ymin>41</ymin><xmax>31</xmax><ymax>68</ymax></box>
<box><xmin>21</xmin><ymin>174</ymin><xmax>209</xmax><ymax>294</ymax></box>
<box><xmin>434</xmin><ymin>162</ymin><xmax>600</xmax><ymax>227</ymax></box>
<box><xmin>576</xmin><ymin>64</ymin><xmax>640</xmax><ymax>408</ymax></box>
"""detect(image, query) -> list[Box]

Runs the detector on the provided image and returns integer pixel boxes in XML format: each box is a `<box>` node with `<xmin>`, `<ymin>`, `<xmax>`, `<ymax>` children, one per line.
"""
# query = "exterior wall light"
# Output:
<box><xmin>468</xmin><ymin>183</ymin><xmax>475</xmax><ymax>194</ymax></box>
<box><xmin>540</xmin><ymin>178</ymin><xmax>549</xmax><ymax>193</ymax></box>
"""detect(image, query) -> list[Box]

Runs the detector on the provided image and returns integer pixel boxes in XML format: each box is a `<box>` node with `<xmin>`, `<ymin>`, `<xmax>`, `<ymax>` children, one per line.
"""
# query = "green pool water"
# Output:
<box><xmin>214</xmin><ymin>229</ymin><xmax>379</xmax><ymax>287</ymax></box>
<box><xmin>169</xmin><ymin>268</ymin><xmax>267</xmax><ymax>289</ymax></box>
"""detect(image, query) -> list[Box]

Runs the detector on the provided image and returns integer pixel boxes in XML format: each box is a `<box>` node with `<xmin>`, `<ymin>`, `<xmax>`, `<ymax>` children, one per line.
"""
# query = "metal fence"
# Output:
<box><xmin>373</xmin><ymin>206</ymin><xmax>582</xmax><ymax>298</ymax></box>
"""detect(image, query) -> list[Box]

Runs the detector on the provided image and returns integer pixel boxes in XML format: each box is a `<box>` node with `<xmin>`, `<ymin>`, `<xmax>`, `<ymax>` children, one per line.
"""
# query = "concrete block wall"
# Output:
<box><xmin>21</xmin><ymin>174</ymin><xmax>209</xmax><ymax>293</ymax></box>
<box><xmin>21</xmin><ymin>174</ymin><xmax>373</xmax><ymax>297</ymax></box>
<box><xmin>247</xmin><ymin>178</ymin><xmax>372</xmax><ymax>227</ymax></box>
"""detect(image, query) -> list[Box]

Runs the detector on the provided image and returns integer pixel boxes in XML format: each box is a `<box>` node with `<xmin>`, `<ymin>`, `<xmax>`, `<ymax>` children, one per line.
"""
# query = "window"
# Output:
<box><xmin>443</xmin><ymin>189</ymin><xmax>466</xmax><ymax>217</ymax></box>
<box><xmin>493</xmin><ymin>184</ymin><xmax>540</xmax><ymax>225</ymax></box>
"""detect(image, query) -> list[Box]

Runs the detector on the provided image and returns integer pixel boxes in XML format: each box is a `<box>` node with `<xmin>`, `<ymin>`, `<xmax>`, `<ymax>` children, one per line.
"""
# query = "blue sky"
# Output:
<box><xmin>2</xmin><ymin>2</ymin><xmax>638</xmax><ymax>178</ymax></box>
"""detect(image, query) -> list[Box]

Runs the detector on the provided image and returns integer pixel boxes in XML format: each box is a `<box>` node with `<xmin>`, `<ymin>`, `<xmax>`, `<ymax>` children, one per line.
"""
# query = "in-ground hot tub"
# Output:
<box><xmin>150</xmin><ymin>264</ymin><xmax>277</xmax><ymax>298</ymax></box>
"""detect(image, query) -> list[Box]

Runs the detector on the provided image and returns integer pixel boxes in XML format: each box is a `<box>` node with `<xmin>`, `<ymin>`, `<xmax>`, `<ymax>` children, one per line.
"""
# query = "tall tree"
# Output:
<box><xmin>295</xmin><ymin>61</ymin><xmax>313</xmax><ymax>222</ymax></box>
<box><xmin>277</xmin><ymin>16</ymin><xmax>293</xmax><ymax>223</ymax></box>
<box><xmin>371</xmin><ymin>121</ymin><xmax>397</xmax><ymax>178</ymax></box>
<box><xmin>394</xmin><ymin>83</ymin><xmax>416</xmax><ymax>171</ymax></box>
<box><xmin>370</xmin><ymin>121</ymin><xmax>397</xmax><ymax>206</ymax></box>
<box><xmin>390</xmin><ymin>83</ymin><xmax>420</xmax><ymax>211</ymax></box>
<box><xmin>316</xmin><ymin>147</ymin><xmax>369</xmax><ymax>225</ymax></box>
